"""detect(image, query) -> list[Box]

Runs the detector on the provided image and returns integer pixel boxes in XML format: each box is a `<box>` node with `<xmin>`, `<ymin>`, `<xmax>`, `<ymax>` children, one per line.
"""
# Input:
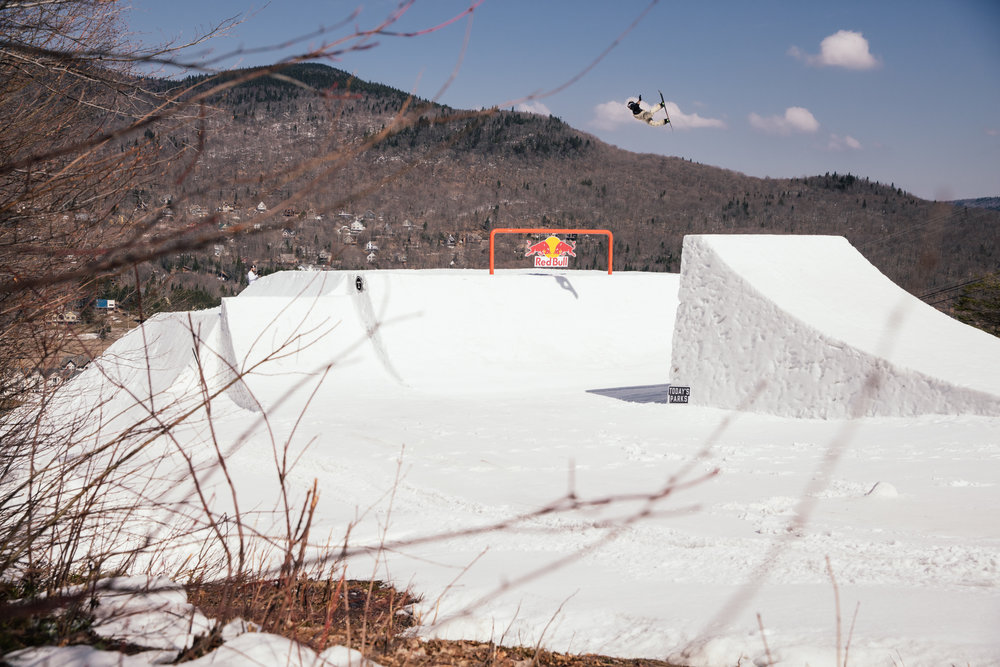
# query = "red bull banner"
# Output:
<box><xmin>488</xmin><ymin>228</ymin><xmax>612</xmax><ymax>275</ymax></box>
<box><xmin>524</xmin><ymin>235</ymin><xmax>576</xmax><ymax>269</ymax></box>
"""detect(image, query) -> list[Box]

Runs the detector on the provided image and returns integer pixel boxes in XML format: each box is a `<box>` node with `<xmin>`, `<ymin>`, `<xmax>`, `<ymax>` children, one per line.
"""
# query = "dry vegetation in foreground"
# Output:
<box><xmin>185</xmin><ymin>577</ymin><xmax>683</xmax><ymax>666</ymax></box>
<box><xmin>0</xmin><ymin>576</ymin><xmax>681</xmax><ymax>666</ymax></box>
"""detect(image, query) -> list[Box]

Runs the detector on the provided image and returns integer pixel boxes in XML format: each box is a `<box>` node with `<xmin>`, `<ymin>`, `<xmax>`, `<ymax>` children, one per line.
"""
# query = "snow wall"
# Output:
<box><xmin>669</xmin><ymin>234</ymin><xmax>1000</xmax><ymax>418</ymax></box>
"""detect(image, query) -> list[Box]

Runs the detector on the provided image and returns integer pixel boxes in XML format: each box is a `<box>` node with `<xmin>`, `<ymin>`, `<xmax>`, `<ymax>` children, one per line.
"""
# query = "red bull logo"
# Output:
<box><xmin>524</xmin><ymin>235</ymin><xmax>576</xmax><ymax>268</ymax></box>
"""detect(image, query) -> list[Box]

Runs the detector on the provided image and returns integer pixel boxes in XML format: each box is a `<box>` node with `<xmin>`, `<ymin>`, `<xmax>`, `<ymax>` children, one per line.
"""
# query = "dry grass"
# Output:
<box><xmin>1</xmin><ymin>575</ymin><xmax>684</xmax><ymax>665</ymax></box>
<box><xmin>184</xmin><ymin>576</ymin><xmax>683</xmax><ymax>666</ymax></box>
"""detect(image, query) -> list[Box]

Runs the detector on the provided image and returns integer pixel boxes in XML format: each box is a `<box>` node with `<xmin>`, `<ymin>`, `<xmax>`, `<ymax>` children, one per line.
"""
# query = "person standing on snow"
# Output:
<box><xmin>247</xmin><ymin>264</ymin><xmax>258</xmax><ymax>284</ymax></box>
<box><xmin>627</xmin><ymin>93</ymin><xmax>671</xmax><ymax>127</ymax></box>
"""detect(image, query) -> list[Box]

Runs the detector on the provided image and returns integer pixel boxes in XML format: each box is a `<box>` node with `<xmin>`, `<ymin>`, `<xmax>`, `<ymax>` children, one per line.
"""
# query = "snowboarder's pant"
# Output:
<box><xmin>637</xmin><ymin>103</ymin><xmax>668</xmax><ymax>126</ymax></box>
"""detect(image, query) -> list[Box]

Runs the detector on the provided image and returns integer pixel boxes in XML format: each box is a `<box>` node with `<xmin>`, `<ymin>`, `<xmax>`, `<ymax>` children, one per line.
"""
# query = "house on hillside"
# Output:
<box><xmin>60</xmin><ymin>355</ymin><xmax>88</xmax><ymax>377</ymax></box>
<box><xmin>256</xmin><ymin>201</ymin><xmax>267</xmax><ymax>212</ymax></box>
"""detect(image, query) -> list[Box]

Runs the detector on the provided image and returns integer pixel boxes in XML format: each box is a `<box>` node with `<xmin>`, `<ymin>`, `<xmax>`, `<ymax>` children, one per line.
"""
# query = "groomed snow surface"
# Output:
<box><xmin>9</xmin><ymin>235</ymin><xmax>1000</xmax><ymax>666</ymax></box>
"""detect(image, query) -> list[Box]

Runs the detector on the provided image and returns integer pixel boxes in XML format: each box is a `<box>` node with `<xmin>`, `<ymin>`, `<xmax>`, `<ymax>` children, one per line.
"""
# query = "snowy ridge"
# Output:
<box><xmin>671</xmin><ymin>234</ymin><xmax>1000</xmax><ymax>418</ymax></box>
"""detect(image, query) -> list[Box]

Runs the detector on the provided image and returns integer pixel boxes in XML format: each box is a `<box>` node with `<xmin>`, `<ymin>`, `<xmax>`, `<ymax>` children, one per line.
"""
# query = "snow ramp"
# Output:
<box><xmin>670</xmin><ymin>234</ymin><xmax>1000</xmax><ymax>418</ymax></box>
<box><xmin>222</xmin><ymin>269</ymin><xmax>676</xmax><ymax>410</ymax></box>
<box><xmin>59</xmin><ymin>308</ymin><xmax>236</xmax><ymax>424</ymax></box>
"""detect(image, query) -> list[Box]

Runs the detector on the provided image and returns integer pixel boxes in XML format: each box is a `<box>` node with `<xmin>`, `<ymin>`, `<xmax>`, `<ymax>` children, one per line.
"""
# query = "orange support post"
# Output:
<box><xmin>489</xmin><ymin>228</ymin><xmax>613</xmax><ymax>275</ymax></box>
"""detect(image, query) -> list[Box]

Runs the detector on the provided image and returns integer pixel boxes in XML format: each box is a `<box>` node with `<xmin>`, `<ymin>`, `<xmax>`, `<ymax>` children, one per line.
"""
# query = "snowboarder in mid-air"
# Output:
<box><xmin>627</xmin><ymin>90</ymin><xmax>671</xmax><ymax>127</ymax></box>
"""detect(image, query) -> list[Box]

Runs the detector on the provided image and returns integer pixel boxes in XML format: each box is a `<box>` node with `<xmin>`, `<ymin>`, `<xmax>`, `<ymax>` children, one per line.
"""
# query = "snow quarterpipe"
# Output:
<box><xmin>669</xmin><ymin>234</ymin><xmax>1000</xmax><ymax>418</ymax></box>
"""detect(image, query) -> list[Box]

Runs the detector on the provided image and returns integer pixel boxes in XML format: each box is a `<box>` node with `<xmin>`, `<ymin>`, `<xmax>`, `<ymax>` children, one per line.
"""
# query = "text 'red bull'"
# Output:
<box><xmin>524</xmin><ymin>235</ymin><xmax>576</xmax><ymax>269</ymax></box>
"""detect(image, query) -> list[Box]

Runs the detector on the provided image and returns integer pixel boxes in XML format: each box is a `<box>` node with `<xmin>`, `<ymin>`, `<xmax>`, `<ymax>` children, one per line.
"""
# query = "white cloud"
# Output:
<box><xmin>790</xmin><ymin>30</ymin><xmax>880</xmax><ymax>70</ymax></box>
<box><xmin>749</xmin><ymin>106</ymin><xmax>820</xmax><ymax>135</ymax></box>
<box><xmin>827</xmin><ymin>133</ymin><xmax>862</xmax><ymax>151</ymax></box>
<box><xmin>664</xmin><ymin>102</ymin><xmax>727</xmax><ymax>130</ymax></box>
<box><xmin>591</xmin><ymin>100</ymin><xmax>631</xmax><ymax>131</ymax></box>
<box><xmin>590</xmin><ymin>99</ymin><xmax>726</xmax><ymax>131</ymax></box>
<box><xmin>515</xmin><ymin>101</ymin><xmax>552</xmax><ymax>116</ymax></box>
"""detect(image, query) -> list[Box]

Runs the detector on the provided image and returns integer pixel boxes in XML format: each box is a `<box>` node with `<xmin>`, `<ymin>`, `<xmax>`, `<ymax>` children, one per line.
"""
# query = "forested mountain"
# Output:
<box><xmin>951</xmin><ymin>197</ymin><xmax>1000</xmax><ymax>212</ymax></box>
<box><xmin>131</xmin><ymin>63</ymin><xmax>996</xmax><ymax>312</ymax></box>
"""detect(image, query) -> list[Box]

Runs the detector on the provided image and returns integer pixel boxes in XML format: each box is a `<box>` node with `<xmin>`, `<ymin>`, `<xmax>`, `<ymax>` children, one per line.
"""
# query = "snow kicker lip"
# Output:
<box><xmin>670</xmin><ymin>234</ymin><xmax>1000</xmax><ymax>418</ymax></box>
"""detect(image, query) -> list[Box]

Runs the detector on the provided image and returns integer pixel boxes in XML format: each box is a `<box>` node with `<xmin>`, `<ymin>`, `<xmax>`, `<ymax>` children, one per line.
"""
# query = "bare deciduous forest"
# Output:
<box><xmin>108</xmin><ymin>62</ymin><xmax>997</xmax><ymax>326</ymax></box>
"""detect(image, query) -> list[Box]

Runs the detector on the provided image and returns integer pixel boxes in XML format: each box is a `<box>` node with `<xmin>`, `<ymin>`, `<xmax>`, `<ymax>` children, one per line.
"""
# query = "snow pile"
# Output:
<box><xmin>670</xmin><ymin>234</ymin><xmax>1000</xmax><ymax>418</ymax></box>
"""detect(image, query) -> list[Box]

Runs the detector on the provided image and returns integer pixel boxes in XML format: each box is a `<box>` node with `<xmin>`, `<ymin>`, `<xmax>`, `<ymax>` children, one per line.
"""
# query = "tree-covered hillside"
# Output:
<box><xmin>125</xmin><ymin>63</ymin><xmax>998</xmax><ymax>318</ymax></box>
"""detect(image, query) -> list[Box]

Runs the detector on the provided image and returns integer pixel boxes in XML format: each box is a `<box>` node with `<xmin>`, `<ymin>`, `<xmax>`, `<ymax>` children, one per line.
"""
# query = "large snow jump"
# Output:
<box><xmin>670</xmin><ymin>234</ymin><xmax>1000</xmax><ymax>418</ymax></box>
<box><xmin>74</xmin><ymin>269</ymin><xmax>677</xmax><ymax>417</ymax></box>
<box><xmin>225</xmin><ymin>269</ymin><xmax>674</xmax><ymax>409</ymax></box>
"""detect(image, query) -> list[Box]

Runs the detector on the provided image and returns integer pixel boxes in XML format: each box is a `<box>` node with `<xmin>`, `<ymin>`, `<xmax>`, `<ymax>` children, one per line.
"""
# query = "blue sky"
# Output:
<box><xmin>127</xmin><ymin>0</ymin><xmax>1000</xmax><ymax>200</ymax></box>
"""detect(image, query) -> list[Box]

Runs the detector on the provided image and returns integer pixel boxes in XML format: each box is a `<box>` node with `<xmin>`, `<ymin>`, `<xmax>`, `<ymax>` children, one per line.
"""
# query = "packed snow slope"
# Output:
<box><xmin>66</xmin><ymin>268</ymin><xmax>672</xmax><ymax>423</ymax></box>
<box><xmin>671</xmin><ymin>234</ymin><xmax>1000</xmax><ymax>418</ymax></box>
<box><xmin>225</xmin><ymin>269</ymin><xmax>672</xmax><ymax>409</ymax></box>
<box><xmin>27</xmin><ymin>241</ymin><xmax>1000</xmax><ymax>667</ymax></box>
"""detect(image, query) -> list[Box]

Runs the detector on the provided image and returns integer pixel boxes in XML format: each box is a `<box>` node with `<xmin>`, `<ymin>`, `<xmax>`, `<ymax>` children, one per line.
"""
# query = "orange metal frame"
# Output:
<box><xmin>489</xmin><ymin>228</ymin><xmax>613</xmax><ymax>275</ymax></box>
